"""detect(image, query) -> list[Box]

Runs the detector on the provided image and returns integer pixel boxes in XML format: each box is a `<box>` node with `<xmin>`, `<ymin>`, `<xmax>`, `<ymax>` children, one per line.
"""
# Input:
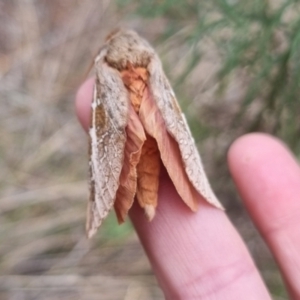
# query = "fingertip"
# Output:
<box><xmin>227</xmin><ymin>132</ymin><xmax>300</xmax><ymax>217</ymax></box>
<box><xmin>227</xmin><ymin>133</ymin><xmax>289</xmax><ymax>175</ymax></box>
<box><xmin>227</xmin><ymin>135</ymin><xmax>300</xmax><ymax>298</ymax></box>
<box><xmin>75</xmin><ymin>77</ymin><xmax>95</xmax><ymax>131</ymax></box>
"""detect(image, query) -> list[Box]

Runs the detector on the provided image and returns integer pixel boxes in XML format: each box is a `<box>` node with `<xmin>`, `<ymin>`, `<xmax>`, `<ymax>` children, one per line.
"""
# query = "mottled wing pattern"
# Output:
<box><xmin>148</xmin><ymin>57</ymin><xmax>223</xmax><ymax>209</ymax></box>
<box><xmin>87</xmin><ymin>50</ymin><xmax>129</xmax><ymax>238</ymax></box>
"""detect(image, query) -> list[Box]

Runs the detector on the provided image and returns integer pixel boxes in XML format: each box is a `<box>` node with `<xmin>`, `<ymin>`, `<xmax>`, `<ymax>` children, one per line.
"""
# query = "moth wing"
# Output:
<box><xmin>148</xmin><ymin>57</ymin><xmax>223</xmax><ymax>209</ymax></box>
<box><xmin>87</xmin><ymin>51</ymin><xmax>128</xmax><ymax>238</ymax></box>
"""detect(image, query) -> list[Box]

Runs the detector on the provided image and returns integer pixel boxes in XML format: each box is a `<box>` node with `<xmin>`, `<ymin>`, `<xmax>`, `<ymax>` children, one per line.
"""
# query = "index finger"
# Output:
<box><xmin>76</xmin><ymin>79</ymin><xmax>271</xmax><ymax>299</ymax></box>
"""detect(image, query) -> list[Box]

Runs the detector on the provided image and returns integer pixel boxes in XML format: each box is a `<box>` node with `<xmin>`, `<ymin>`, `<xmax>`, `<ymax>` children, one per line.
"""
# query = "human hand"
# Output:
<box><xmin>76</xmin><ymin>78</ymin><xmax>300</xmax><ymax>299</ymax></box>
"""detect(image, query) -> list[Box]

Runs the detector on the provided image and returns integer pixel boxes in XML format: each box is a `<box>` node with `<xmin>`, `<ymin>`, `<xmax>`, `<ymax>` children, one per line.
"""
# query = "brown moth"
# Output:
<box><xmin>87</xmin><ymin>29</ymin><xmax>223</xmax><ymax>238</ymax></box>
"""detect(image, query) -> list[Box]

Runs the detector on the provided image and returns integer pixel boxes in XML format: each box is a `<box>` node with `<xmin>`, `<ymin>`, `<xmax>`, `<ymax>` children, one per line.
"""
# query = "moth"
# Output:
<box><xmin>87</xmin><ymin>29</ymin><xmax>223</xmax><ymax>238</ymax></box>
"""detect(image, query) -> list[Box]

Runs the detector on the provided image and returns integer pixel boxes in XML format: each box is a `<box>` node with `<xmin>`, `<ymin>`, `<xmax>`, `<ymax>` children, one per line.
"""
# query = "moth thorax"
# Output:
<box><xmin>106</xmin><ymin>50</ymin><xmax>152</xmax><ymax>70</ymax></box>
<box><xmin>121</xmin><ymin>65</ymin><xmax>148</xmax><ymax>113</ymax></box>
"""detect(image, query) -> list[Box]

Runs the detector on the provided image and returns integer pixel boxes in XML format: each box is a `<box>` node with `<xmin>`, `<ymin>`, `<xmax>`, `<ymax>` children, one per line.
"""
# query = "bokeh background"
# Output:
<box><xmin>1</xmin><ymin>0</ymin><xmax>300</xmax><ymax>299</ymax></box>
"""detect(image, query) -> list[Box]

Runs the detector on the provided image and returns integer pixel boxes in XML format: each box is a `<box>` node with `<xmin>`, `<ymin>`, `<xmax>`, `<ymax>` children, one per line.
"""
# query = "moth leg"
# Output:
<box><xmin>136</xmin><ymin>134</ymin><xmax>161</xmax><ymax>220</ymax></box>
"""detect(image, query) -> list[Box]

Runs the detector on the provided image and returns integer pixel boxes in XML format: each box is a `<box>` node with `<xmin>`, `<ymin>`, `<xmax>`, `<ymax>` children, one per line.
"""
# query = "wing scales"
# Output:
<box><xmin>87</xmin><ymin>51</ymin><xmax>129</xmax><ymax>237</ymax></box>
<box><xmin>148</xmin><ymin>57</ymin><xmax>223</xmax><ymax>209</ymax></box>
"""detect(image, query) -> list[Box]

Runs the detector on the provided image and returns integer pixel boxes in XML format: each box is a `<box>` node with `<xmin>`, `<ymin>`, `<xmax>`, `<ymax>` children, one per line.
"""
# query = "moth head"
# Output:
<box><xmin>105</xmin><ymin>29</ymin><xmax>155</xmax><ymax>70</ymax></box>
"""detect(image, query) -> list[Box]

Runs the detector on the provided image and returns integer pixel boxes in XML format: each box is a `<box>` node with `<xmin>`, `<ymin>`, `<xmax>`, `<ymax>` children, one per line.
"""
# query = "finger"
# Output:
<box><xmin>75</xmin><ymin>76</ymin><xmax>94</xmax><ymax>130</ymax></box>
<box><xmin>76</xmin><ymin>80</ymin><xmax>271</xmax><ymax>299</ymax></box>
<box><xmin>129</xmin><ymin>168</ymin><xmax>271</xmax><ymax>299</ymax></box>
<box><xmin>228</xmin><ymin>133</ymin><xmax>300</xmax><ymax>298</ymax></box>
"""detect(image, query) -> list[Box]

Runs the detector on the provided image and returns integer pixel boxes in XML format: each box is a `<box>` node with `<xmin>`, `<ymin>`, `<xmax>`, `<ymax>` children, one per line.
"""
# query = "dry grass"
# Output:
<box><xmin>0</xmin><ymin>1</ymin><xmax>163</xmax><ymax>299</ymax></box>
<box><xmin>0</xmin><ymin>1</ymin><xmax>287</xmax><ymax>299</ymax></box>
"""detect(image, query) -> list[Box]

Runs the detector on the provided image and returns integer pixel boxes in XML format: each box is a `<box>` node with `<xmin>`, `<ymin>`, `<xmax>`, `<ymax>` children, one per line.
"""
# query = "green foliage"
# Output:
<box><xmin>120</xmin><ymin>0</ymin><xmax>300</xmax><ymax>155</ymax></box>
<box><xmin>101</xmin><ymin>213</ymin><xmax>133</xmax><ymax>241</ymax></box>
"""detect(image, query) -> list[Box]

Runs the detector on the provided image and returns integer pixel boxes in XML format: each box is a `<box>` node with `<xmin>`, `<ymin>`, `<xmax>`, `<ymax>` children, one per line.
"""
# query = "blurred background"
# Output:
<box><xmin>1</xmin><ymin>0</ymin><xmax>300</xmax><ymax>299</ymax></box>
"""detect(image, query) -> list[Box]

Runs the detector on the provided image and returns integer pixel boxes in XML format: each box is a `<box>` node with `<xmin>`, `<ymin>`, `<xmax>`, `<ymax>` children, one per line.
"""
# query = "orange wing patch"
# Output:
<box><xmin>115</xmin><ymin>65</ymin><xmax>161</xmax><ymax>221</ymax></box>
<box><xmin>116</xmin><ymin>64</ymin><xmax>201</xmax><ymax>220</ymax></box>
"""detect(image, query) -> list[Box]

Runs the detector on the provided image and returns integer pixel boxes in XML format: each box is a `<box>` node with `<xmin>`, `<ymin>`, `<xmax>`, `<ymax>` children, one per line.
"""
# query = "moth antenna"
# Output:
<box><xmin>105</xmin><ymin>28</ymin><xmax>121</xmax><ymax>41</ymax></box>
<box><xmin>83</xmin><ymin>45</ymin><xmax>107</xmax><ymax>80</ymax></box>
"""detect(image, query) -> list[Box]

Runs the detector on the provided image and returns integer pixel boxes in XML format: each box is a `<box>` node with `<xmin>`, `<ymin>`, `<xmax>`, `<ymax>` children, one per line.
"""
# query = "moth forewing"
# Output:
<box><xmin>87</xmin><ymin>52</ymin><xmax>129</xmax><ymax>238</ymax></box>
<box><xmin>147</xmin><ymin>58</ymin><xmax>223</xmax><ymax>209</ymax></box>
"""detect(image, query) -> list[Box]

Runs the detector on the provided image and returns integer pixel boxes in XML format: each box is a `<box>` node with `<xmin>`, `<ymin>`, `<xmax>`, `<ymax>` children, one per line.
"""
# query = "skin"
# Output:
<box><xmin>76</xmin><ymin>77</ymin><xmax>300</xmax><ymax>299</ymax></box>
